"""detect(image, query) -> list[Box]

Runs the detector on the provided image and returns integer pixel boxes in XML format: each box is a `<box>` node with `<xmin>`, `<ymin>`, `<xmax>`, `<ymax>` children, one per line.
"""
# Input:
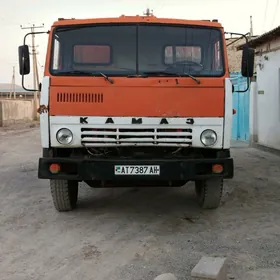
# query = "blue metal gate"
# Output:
<box><xmin>230</xmin><ymin>72</ymin><xmax>250</xmax><ymax>141</ymax></box>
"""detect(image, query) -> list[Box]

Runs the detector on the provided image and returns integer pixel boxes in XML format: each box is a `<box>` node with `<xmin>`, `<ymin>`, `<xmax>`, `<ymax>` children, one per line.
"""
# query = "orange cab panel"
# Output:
<box><xmin>49</xmin><ymin>85</ymin><xmax>224</xmax><ymax>117</ymax></box>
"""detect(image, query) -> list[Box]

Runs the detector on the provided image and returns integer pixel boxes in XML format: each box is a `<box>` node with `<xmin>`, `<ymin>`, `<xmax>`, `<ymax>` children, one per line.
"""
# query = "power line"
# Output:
<box><xmin>155</xmin><ymin>0</ymin><xmax>166</xmax><ymax>13</ymax></box>
<box><xmin>0</xmin><ymin>16</ymin><xmax>21</xmax><ymax>26</ymax></box>
<box><xmin>20</xmin><ymin>23</ymin><xmax>45</xmax><ymax>29</ymax></box>
<box><xmin>271</xmin><ymin>0</ymin><xmax>279</xmax><ymax>28</ymax></box>
<box><xmin>262</xmin><ymin>0</ymin><xmax>269</xmax><ymax>32</ymax></box>
<box><xmin>0</xmin><ymin>59</ymin><xmax>18</xmax><ymax>65</ymax></box>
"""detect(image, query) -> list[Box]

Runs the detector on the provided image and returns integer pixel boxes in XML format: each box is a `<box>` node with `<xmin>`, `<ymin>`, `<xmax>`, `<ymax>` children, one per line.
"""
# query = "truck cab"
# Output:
<box><xmin>18</xmin><ymin>15</ymin><xmax>254</xmax><ymax>211</ymax></box>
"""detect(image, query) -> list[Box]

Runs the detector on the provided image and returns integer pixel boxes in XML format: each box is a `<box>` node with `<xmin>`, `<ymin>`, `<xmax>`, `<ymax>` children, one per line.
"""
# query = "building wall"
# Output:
<box><xmin>250</xmin><ymin>40</ymin><xmax>280</xmax><ymax>150</ymax></box>
<box><xmin>254</xmin><ymin>36</ymin><xmax>280</xmax><ymax>55</ymax></box>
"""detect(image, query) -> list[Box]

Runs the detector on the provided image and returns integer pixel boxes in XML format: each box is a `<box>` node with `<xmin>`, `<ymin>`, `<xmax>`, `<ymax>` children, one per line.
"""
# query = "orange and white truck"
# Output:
<box><xmin>18</xmin><ymin>15</ymin><xmax>254</xmax><ymax>211</ymax></box>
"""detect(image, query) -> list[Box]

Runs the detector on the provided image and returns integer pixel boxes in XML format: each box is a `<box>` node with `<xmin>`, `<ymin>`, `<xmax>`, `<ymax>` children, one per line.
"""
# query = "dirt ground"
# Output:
<box><xmin>1</xmin><ymin>125</ymin><xmax>280</xmax><ymax>280</ymax></box>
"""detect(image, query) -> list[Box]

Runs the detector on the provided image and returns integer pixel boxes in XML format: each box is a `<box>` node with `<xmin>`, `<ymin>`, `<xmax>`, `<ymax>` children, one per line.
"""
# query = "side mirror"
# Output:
<box><xmin>18</xmin><ymin>45</ymin><xmax>30</xmax><ymax>75</ymax></box>
<box><xmin>241</xmin><ymin>46</ymin><xmax>255</xmax><ymax>78</ymax></box>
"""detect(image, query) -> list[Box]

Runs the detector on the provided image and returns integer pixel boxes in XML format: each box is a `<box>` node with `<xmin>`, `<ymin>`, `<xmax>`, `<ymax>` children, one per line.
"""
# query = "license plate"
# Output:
<box><xmin>114</xmin><ymin>165</ymin><xmax>160</xmax><ymax>175</ymax></box>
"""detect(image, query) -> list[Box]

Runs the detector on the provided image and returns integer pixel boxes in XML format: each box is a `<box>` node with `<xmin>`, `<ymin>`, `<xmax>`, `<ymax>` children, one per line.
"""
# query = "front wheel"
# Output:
<box><xmin>195</xmin><ymin>178</ymin><xmax>223</xmax><ymax>209</ymax></box>
<box><xmin>50</xmin><ymin>180</ymin><xmax>79</xmax><ymax>212</ymax></box>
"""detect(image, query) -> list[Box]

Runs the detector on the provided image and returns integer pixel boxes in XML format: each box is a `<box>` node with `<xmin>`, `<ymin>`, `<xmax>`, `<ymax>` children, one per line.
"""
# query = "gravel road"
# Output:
<box><xmin>1</xmin><ymin>125</ymin><xmax>280</xmax><ymax>280</ymax></box>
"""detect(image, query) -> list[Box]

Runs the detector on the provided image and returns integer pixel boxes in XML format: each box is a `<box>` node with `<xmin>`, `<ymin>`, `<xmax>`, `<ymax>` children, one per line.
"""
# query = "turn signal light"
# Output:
<box><xmin>49</xmin><ymin>163</ymin><xmax>61</xmax><ymax>174</ymax></box>
<box><xmin>212</xmin><ymin>164</ymin><xmax>223</xmax><ymax>174</ymax></box>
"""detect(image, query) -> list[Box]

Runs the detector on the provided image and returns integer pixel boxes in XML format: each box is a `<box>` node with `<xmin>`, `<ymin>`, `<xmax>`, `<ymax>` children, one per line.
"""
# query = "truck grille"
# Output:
<box><xmin>57</xmin><ymin>92</ymin><xmax>103</xmax><ymax>103</ymax></box>
<box><xmin>81</xmin><ymin>127</ymin><xmax>193</xmax><ymax>147</ymax></box>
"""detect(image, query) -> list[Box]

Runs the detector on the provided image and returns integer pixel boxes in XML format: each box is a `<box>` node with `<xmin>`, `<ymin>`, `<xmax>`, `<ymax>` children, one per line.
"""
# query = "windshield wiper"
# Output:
<box><xmin>181</xmin><ymin>73</ymin><xmax>201</xmax><ymax>84</ymax></box>
<box><xmin>142</xmin><ymin>71</ymin><xmax>201</xmax><ymax>84</ymax></box>
<box><xmin>55</xmin><ymin>70</ymin><xmax>114</xmax><ymax>84</ymax></box>
<box><xmin>99</xmin><ymin>72</ymin><xmax>114</xmax><ymax>84</ymax></box>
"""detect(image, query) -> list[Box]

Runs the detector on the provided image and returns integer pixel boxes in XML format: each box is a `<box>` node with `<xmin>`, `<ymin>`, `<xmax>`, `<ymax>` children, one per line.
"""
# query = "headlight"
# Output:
<box><xmin>200</xmin><ymin>129</ymin><xmax>217</xmax><ymax>146</ymax></box>
<box><xmin>56</xmin><ymin>128</ymin><xmax>73</xmax><ymax>145</ymax></box>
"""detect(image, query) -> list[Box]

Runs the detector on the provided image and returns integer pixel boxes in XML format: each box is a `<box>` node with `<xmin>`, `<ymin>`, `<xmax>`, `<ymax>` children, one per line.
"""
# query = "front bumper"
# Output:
<box><xmin>38</xmin><ymin>157</ymin><xmax>234</xmax><ymax>181</ymax></box>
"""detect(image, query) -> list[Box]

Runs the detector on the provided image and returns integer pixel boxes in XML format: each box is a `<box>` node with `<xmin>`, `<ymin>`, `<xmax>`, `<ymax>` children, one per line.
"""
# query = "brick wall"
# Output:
<box><xmin>226</xmin><ymin>37</ymin><xmax>257</xmax><ymax>73</ymax></box>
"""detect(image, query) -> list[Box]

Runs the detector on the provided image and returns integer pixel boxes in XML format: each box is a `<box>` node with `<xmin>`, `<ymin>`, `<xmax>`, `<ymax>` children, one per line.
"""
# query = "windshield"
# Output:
<box><xmin>50</xmin><ymin>24</ymin><xmax>225</xmax><ymax>77</ymax></box>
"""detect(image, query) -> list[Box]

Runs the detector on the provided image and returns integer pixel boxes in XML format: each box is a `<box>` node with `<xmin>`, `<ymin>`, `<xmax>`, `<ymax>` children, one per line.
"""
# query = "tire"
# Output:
<box><xmin>195</xmin><ymin>178</ymin><xmax>223</xmax><ymax>209</ymax></box>
<box><xmin>50</xmin><ymin>180</ymin><xmax>78</xmax><ymax>212</ymax></box>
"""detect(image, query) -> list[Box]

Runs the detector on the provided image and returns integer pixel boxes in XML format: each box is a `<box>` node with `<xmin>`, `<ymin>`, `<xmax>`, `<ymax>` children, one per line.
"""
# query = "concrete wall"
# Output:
<box><xmin>250</xmin><ymin>40</ymin><xmax>280</xmax><ymax>150</ymax></box>
<box><xmin>0</xmin><ymin>99</ymin><xmax>35</xmax><ymax>127</ymax></box>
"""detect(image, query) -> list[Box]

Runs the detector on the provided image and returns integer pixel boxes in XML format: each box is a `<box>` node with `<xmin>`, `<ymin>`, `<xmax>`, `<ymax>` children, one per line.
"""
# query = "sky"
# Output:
<box><xmin>0</xmin><ymin>0</ymin><xmax>278</xmax><ymax>87</ymax></box>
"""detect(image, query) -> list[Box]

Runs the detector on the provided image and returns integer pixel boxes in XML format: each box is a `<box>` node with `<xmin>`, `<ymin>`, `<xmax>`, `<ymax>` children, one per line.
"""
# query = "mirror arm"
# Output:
<box><xmin>224</xmin><ymin>31</ymin><xmax>249</xmax><ymax>47</ymax></box>
<box><xmin>224</xmin><ymin>31</ymin><xmax>251</xmax><ymax>93</ymax></box>
<box><xmin>21</xmin><ymin>31</ymin><xmax>49</xmax><ymax>92</ymax></box>
<box><xmin>226</xmin><ymin>32</ymin><xmax>250</xmax><ymax>47</ymax></box>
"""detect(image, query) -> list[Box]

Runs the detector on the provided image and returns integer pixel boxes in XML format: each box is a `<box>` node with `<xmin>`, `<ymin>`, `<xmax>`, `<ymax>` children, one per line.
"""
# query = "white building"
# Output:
<box><xmin>238</xmin><ymin>26</ymin><xmax>280</xmax><ymax>151</ymax></box>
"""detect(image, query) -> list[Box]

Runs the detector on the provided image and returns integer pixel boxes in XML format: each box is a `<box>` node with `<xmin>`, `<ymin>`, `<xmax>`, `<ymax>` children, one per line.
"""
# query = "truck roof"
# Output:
<box><xmin>52</xmin><ymin>15</ymin><xmax>223</xmax><ymax>28</ymax></box>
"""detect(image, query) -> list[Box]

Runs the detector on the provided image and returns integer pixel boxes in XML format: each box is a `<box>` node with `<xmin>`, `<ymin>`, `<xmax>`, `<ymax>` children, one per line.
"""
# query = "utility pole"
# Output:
<box><xmin>9</xmin><ymin>66</ymin><xmax>16</xmax><ymax>99</ymax></box>
<box><xmin>20</xmin><ymin>23</ymin><xmax>44</xmax><ymax>119</ymax></box>
<box><xmin>143</xmin><ymin>8</ymin><xmax>153</xmax><ymax>16</ymax></box>
<box><xmin>250</xmin><ymin>16</ymin><xmax>253</xmax><ymax>39</ymax></box>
